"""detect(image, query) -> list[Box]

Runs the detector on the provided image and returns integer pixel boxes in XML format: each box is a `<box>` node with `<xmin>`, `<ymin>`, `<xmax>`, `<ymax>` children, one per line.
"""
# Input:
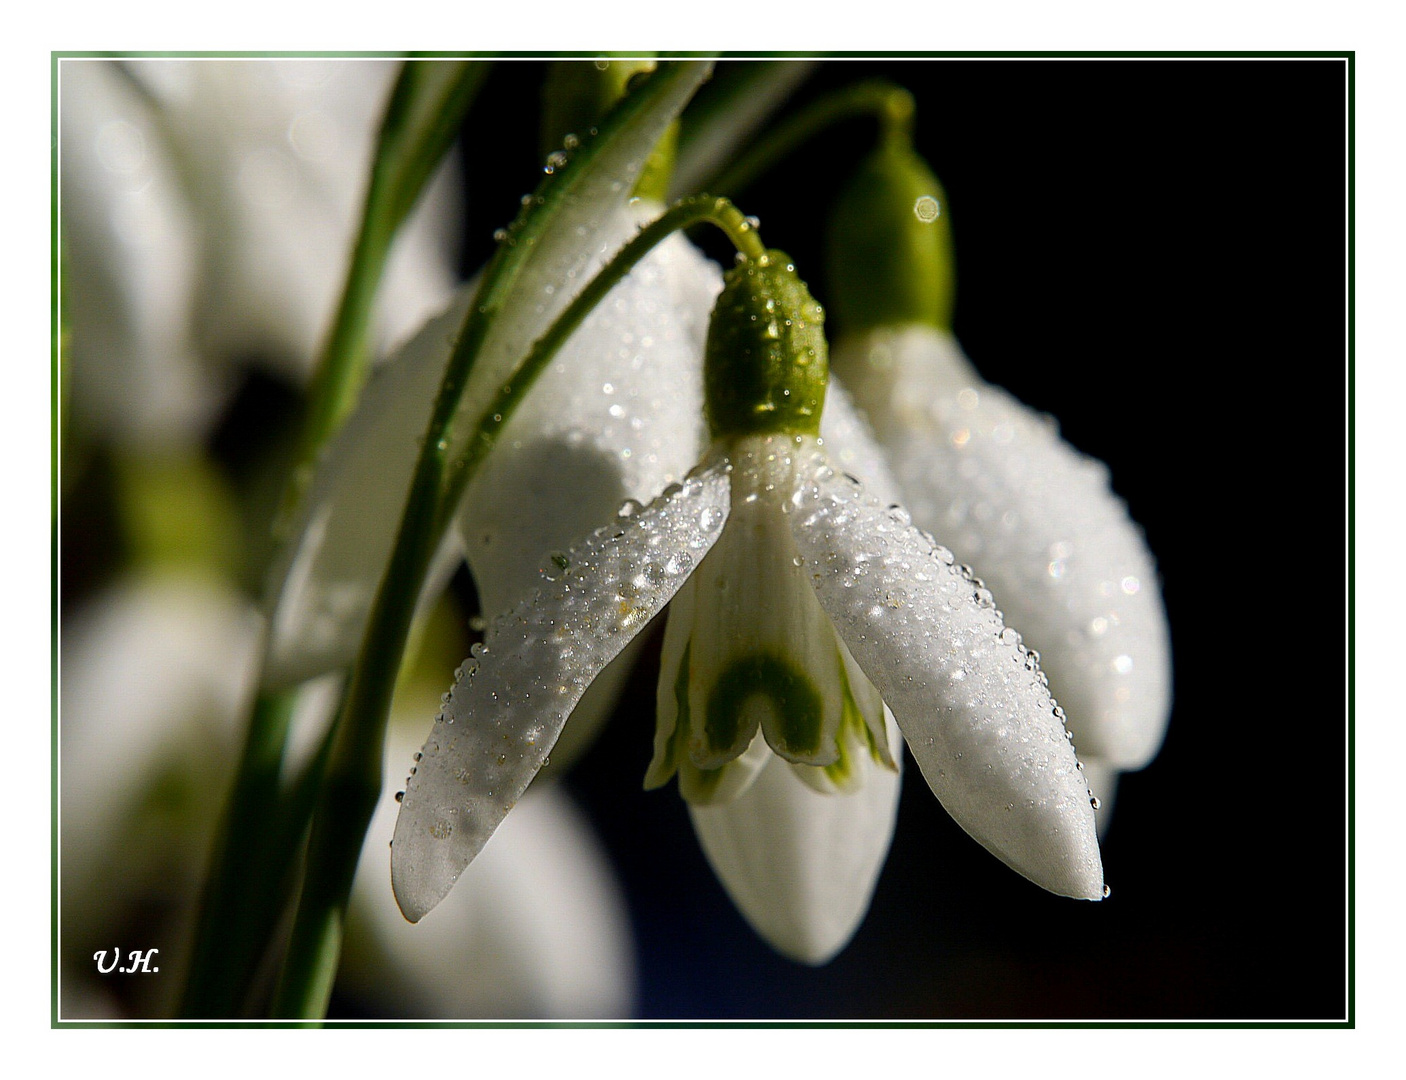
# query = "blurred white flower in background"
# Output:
<box><xmin>59</xmin><ymin>573</ymin><xmax>259</xmax><ymax>1018</ymax></box>
<box><xmin>58</xmin><ymin>58</ymin><xmax>637</xmax><ymax>1020</ymax></box>
<box><xmin>58</xmin><ymin>573</ymin><xmax>637</xmax><ymax>1019</ymax></box>
<box><xmin>343</xmin><ymin>722</ymin><xmax>636</xmax><ymax>1019</ymax></box>
<box><xmin>60</xmin><ymin>58</ymin><xmax>461</xmax><ymax>449</ymax></box>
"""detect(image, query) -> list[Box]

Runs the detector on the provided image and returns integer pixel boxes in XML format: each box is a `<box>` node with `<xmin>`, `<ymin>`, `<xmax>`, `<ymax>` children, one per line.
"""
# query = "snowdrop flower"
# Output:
<box><xmin>391</xmin><ymin>250</ymin><xmax>1105</xmax><ymax>946</ymax></box>
<box><xmin>825</xmin><ymin>139</ymin><xmax>1171</xmax><ymax>816</ymax></box>
<box><xmin>261</xmin><ymin>62</ymin><xmax>898</xmax><ymax>961</ymax></box>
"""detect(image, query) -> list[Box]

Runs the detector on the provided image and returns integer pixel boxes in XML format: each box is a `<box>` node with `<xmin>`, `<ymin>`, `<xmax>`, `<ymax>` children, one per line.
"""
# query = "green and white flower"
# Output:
<box><xmin>391</xmin><ymin>253</ymin><xmax>1105</xmax><ymax>950</ymax></box>
<box><xmin>824</xmin><ymin>138</ymin><xmax>1171</xmax><ymax>819</ymax></box>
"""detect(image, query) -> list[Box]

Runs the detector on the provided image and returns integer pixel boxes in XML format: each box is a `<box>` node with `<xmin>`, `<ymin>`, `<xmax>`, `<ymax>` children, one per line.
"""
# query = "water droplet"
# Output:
<box><xmin>913</xmin><ymin>195</ymin><xmax>941</xmax><ymax>222</ymax></box>
<box><xmin>394</xmin><ymin>790</ymin><xmax>404</xmax><ymax>803</ymax></box>
<box><xmin>1102</xmin><ymin>884</ymin><xmax>1112</xmax><ymax>899</ymax></box>
<box><xmin>1090</xmin><ymin>795</ymin><xmax>1102</xmax><ymax>810</ymax></box>
<box><xmin>492</xmin><ymin>227</ymin><xmax>508</xmax><ymax>243</ymax></box>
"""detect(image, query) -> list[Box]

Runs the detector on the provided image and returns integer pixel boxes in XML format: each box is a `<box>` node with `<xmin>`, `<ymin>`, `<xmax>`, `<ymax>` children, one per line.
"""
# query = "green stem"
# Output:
<box><xmin>180</xmin><ymin>59</ymin><xmax>487</xmax><ymax>1019</ymax></box>
<box><xmin>268</xmin><ymin>193</ymin><xmax>764</xmax><ymax>1020</ymax></box>
<box><xmin>178</xmin><ymin>686</ymin><xmax>296</xmax><ymax>1017</ymax></box>
<box><xmin>701</xmin><ymin>79</ymin><xmax>915</xmax><ymax>199</ymax></box>
<box><xmin>276</xmin><ymin>60</ymin><xmax>490</xmax><ymax>537</ymax></box>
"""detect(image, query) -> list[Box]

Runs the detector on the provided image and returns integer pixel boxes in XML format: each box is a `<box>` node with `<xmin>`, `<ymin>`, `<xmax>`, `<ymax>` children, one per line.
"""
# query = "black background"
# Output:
<box><xmin>380</xmin><ymin>58</ymin><xmax>1349</xmax><ymax>1021</ymax></box>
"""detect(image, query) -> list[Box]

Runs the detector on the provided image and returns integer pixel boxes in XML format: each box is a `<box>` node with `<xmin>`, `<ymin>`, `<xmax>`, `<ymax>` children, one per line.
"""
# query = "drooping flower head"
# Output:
<box><xmin>391</xmin><ymin>245</ymin><xmax>1105</xmax><ymax>940</ymax></box>
<box><xmin>824</xmin><ymin>135</ymin><xmax>1173</xmax><ymax>813</ymax></box>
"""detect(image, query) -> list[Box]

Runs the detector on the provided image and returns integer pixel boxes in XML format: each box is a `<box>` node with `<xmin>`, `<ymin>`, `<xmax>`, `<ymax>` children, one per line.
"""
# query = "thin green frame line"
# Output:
<box><xmin>49</xmin><ymin>50</ymin><xmax>1355</xmax><ymax>1030</ymax></box>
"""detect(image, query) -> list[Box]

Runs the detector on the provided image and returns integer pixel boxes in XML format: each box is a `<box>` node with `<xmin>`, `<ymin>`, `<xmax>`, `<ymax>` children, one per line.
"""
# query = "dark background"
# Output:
<box><xmin>441</xmin><ymin>58</ymin><xmax>1347</xmax><ymax>1022</ymax></box>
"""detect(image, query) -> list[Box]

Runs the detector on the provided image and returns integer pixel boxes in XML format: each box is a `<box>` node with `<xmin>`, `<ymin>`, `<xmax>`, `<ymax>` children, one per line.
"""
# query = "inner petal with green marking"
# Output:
<box><xmin>645</xmin><ymin>435</ymin><xmax>897</xmax><ymax>805</ymax></box>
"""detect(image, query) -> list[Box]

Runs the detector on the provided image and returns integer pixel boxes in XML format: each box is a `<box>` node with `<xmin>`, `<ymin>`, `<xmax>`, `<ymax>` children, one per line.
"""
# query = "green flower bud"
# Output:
<box><xmin>824</xmin><ymin>137</ymin><xmax>955</xmax><ymax>334</ymax></box>
<box><xmin>705</xmin><ymin>252</ymin><xmax>829</xmax><ymax>439</ymax></box>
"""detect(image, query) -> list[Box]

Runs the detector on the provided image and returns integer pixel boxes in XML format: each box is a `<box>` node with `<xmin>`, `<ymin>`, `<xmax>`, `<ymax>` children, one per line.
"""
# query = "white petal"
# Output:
<box><xmin>450</xmin><ymin>208</ymin><xmax>718</xmax><ymax>765</ymax></box>
<box><xmin>391</xmin><ymin>461</ymin><xmax>731</xmax><ymax>922</ymax></box>
<box><xmin>265</xmin><ymin>64</ymin><xmax>713</xmax><ymax>687</ymax></box>
<box><xmin>689</xmin><ymin>710</ymin><xmax>903</xmax><ymax>965</ymax></box>
<box><xmin>683</xmin><ymin>439</ymin><xmax>848</xmax><ymax>769</ymax></box>
<box><xmin>448</xmin><ymin>63</ymin><xmax>712</xmax><ymax>453</ymax></box>
<box><xmin>1079</xmin><ymin>760</ymin><xmax>1120</xmax><ymax>841</ymax></box>
<box><xmin>790</xmin><ymin>458</ymin><xmax>1104</xmax><ymax>900</ymax></box>
<box><xmin>818</xmin><ymin>376</ymin><xmax>904</xmax><ymax>509</ymax></box>
<box><xmin>460</xmin><ymin>205</ymin><xmax>720</xmax><ymax>614</ymax></box>
<box><xmin>59</xmin><ymin>60</ymin><xmax>210</xmax><ymax>447</ymax></box>
<box><xmin>347</xmin><ymin>724</ymin><xmax>635</xmax><ymax>1018</ymax></box>
<box><xmin>263</xmin><ymin>293</ymin><xmax>472</xmax><ymax>688</ymax></box>
<box><xmin>132</xmin><ymin>59</ymin><xmax>459</xmax><ymax>378</ymax></box>
<box><xmin>61</xmin><ymin>575</ymin><xmax>258</xmax><ymax>900</ymax></box>
<box><xmin>832</xmin><ymin>326</ymin><xmax>1171</xmax><ymax>770</ymax></box>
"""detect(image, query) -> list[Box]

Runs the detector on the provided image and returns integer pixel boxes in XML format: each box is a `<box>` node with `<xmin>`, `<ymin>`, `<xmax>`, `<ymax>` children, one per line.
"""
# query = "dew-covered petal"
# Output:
<box><xmin>818</xmin><ymin>376</ymin><xmax>904</xmax><ymax>509</ymax></box>
<box><xmin>1080</xmin><ymin>760</ymin><xmax>1119</xmax><ymax>840</ymax></box>
<box><xmin>832</xmin><ymin>325</ymin><xmax>1171</xmax><ymax>770</ymax></box>
<box><xmin>346</xmin><ymin>723</ymin><xmax>635</xmax><ymax>1019</ymax></box>
<box><xmin>459</xmin><ymin>204</ymin><xmax>719</xmax><ymax>614</ymax></box>
<box><xmin>455</xmin><ymin>206</ymin><xmax>720</xmax><ymax>772</ymax></box>
<box><xmin>447</xmin><ymin>63</ymin><xmax>712</xmax><ymax>455</ymax></box>
<box><xmin>789</xmin><ymin>457</ymin><xmax>1104</xmax><ymax>900</ymax></box>
<box><xmin>689</xmin><ymin>710</ymin><xmax>902</xmax><ymax>964</ymax></box>
<box><xmin>263</xmin><ymin>294</ymin><xmax>472</xmax><ymax>688</ymax></box>
<box><xmin>266</xmin><ymin>63</ymin><xmax>713</xmax><ymax>688</ymax></box>
<box><xmin>391</xmin><ymin>461</ymin><xmax>731</xmax><ymax>922</ymax></box>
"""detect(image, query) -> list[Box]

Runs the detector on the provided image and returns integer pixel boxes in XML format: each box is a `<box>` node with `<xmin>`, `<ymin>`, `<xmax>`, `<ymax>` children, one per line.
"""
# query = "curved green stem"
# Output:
<box><xmin>701</xmin><ymin>79</ymin><xmax>915</xmax><ymax>199</ymax></box>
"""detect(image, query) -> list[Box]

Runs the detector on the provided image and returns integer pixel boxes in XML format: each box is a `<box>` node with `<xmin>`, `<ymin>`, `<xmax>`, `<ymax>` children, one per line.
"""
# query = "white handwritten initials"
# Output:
<box><xmin>93</xmin><ymin>948</ymin><xmax>160</xmax><ymax>974</ymax></box>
